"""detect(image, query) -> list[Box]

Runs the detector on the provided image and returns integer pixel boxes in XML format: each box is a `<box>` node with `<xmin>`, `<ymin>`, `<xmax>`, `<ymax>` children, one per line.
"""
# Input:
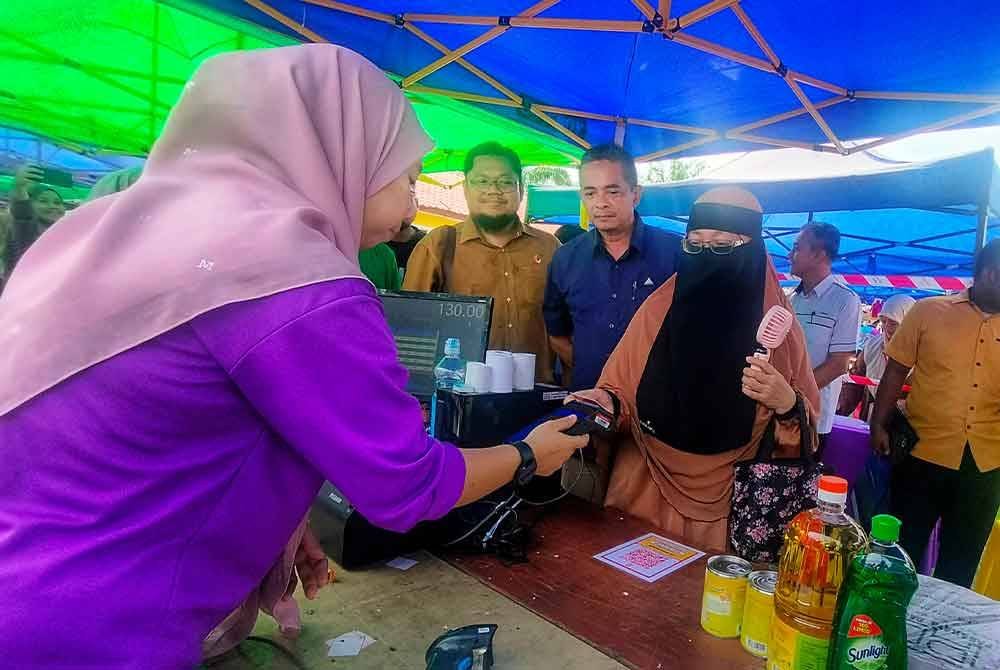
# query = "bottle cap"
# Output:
<box><xmin>817</xmin><ymin>475</ymin><xmax>849</xmax><ymax>504</ymax></box>
<box><xmin>871</xmin><ymin>514</ymin><xmax>902</xmax><ymax>543</ymax></box>
<box><xmin>444</xmin><ymin>338</ymin><xmax>460</xmax><ymax>356</ymax></box>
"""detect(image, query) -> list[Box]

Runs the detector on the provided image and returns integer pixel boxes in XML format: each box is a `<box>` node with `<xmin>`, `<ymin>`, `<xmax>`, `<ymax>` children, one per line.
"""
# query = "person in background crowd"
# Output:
<box><xmin>858</xmin><ymin>294</ymin><xmax>916</xmax><ymax>394</ymax></box>
<box><xmin>543</xmin><ymin>144</ymin><xmax>680</xmax><ymax>390</ymax></box>
<box><xmin>871</xmin><ymin>239</ymin><xmax>1000</xmax><ymax>588</ymax></box>
<box><xmin>404</xmin><ymin>142</ymin><xmax>559</xmax><ymax>381</ymax></box>
<box><xmin>0</xmin><ymin>45</ymin><xmax>586</xmax><ymax>667</ymax></box>
<box><xmin>387</xmin><ymin>213</ymin><xmax>426</xmax><ymax>280</ymax></box>
<box><xmin>571</xmin><ymin>187</ymin><xmax>818</xmax><ymax>551</ymax></box>
<box><xmin>359</xmin><ymin>242</ymin><xmax>401</xmax><ymax>290</ymax></box>
<box><xmin>1</xmin><ymin>163</ymin><xmax>67</xmax><ymax>281</ymax></box>
<box><xmin>87</xmin><ymin>166</ymin><xmax>143</xmax><ymax>201</ymax></box>
<box><xmin>554</xmin><ymin>223</ymin><xmax>587</xmax><ymax>245</ymax></box>
<box><xmin>840</xmin><ymin>294</ymin><xmax>918</xmax><ymax>419</ymax></box>
<box><xmin>790</xmin><ymin>222</ymin><xmax>862</xmax><ymax>451</ymax></box>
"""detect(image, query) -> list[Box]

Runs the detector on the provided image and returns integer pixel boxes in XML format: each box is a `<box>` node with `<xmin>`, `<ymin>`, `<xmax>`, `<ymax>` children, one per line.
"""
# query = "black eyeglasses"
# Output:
<box><xmin>467</xmin><ymin>177</ymin><xmax>519</xmax><ymax>193</ymax></box>
<box><xmin>681</xmin><ymin>238</ymin><xmax>751</xmax><ymax>255</ymax></box>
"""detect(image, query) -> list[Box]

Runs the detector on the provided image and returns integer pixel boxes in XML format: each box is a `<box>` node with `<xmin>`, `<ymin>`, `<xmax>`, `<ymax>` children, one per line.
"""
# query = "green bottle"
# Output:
<box><xmin>826</xmin><ymin>515</ymin><xmax>918</xmax><ymax>670</ymax></box>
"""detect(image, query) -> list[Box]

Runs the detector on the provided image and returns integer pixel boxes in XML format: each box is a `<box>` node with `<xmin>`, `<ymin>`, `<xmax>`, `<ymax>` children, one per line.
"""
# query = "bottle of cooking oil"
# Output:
<box><xmin>768</xmin><ymin>475</ymin><xmax>868</xmax><ymax>670</ymax></box>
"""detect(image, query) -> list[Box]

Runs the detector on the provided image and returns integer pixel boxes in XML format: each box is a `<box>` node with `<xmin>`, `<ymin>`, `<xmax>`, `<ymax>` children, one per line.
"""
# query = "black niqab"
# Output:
<box><xmin>635</xmin><ymin>202</ymin><xmax>767</xmax><ymax>454</ymax></box>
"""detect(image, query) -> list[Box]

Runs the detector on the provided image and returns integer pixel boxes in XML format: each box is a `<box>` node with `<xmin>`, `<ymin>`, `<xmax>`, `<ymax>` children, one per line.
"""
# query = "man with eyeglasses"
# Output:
<box><xmin>543</xmin><ymin>144</ymin><xmax>680</xmax><ymax>390</ymax></box>
<box><xmin>404</xmin><ymin>142</ymin><xmax>559</xmax><ymax>381</ymax></box>
<box><xmin>789</xmin><ymin>222</ymin><xmax>862</xmax><ymax>452</ymax></box>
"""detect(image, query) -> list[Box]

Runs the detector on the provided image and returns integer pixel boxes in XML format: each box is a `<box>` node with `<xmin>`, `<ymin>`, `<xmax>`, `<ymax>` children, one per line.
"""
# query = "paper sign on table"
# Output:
<box><xmin>594</xmin><ymin>533</ymin><xmax>705</xmax><ymax>583</ymax></box>
<box><xmin>327</xmin><ymin>631</ymin><xmax>377</xmax><ymax>657</ymax></box>
<box><xmin>386</xmin><ymin>556</ymin><xmax>418</xmax><ymax>571</ymax></box>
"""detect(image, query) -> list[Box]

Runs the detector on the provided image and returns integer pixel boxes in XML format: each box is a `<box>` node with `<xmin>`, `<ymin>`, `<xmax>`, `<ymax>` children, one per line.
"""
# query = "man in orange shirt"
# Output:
<box><xmin>872</xmin><ymin>240</ymin><xmax>1000</xmax><ymax>587</ymax></box>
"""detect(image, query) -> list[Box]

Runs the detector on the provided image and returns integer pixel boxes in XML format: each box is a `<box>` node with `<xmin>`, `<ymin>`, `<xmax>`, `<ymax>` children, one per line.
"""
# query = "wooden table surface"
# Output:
<box><xmin>444</xmin><ymin>497</ymin><xmax>763</xmax><ymax>670</ymax></box>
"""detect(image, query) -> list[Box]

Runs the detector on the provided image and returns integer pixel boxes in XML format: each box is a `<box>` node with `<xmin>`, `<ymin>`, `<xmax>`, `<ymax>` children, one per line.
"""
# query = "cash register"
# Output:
<box><xmin>310</xmin><ymin>290</ymin><xmax>569</xmax><ymax>568</ymax></box>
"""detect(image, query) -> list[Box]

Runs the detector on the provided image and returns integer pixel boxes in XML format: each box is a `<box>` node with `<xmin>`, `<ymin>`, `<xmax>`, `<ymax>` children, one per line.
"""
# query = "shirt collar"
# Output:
<box><xmin>589</xmin><ymin>212</ymin><xmax>645</xmax><ymax>257</ymax></box>
<box><xmin>796</xmin><ymin>273</ymin><xmax>837</xmax><ymax>298</ymax></box>
<box><xmin>458</xmin><ymin>217</ymin><xmax>534</xmax><ymax>245</ymax></box>
<box><xmin>948</xmin><ymin>289</ymin><xmax>972</xmax><ymax>304</ymax></box>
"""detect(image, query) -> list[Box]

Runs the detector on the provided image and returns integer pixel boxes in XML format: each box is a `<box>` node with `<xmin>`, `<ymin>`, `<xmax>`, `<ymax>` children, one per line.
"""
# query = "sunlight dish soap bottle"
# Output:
<box><xmin>826</xmin><ymin>514</ymin><xmax>918</xmax><ymax>670</ymax></box>
<box><xmin>769</xmin><ymin>475</ymin><xmax>868</xmax><ymax>670</ymax></box>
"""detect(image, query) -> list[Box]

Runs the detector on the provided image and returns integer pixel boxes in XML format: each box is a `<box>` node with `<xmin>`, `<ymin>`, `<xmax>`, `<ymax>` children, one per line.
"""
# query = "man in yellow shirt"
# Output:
<box><xmin>403</xmin><ymin>142</ymin><xmax>559</xmax><ymax>381</ymax></box>
<box><xmin>872</xmin><ymin>239</ymin><xmax>1000</xmax><ymax>587</ymax></box>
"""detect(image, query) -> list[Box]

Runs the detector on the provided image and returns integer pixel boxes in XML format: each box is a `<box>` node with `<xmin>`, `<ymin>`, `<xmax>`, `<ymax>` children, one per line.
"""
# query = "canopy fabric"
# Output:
<box><xmin>194</xmin><ymin>0</ymin><xmax>1000</xmax><ymax>161</ymax></box>
<box><xmin>0</xmin><ymin>0</ymin><xmax>580</xmax><ymax>170</ymax></box>
<box><xmin>528</xmin><ymin>148</ymin><xmax>999</xmax><ymax>278</ymax></box>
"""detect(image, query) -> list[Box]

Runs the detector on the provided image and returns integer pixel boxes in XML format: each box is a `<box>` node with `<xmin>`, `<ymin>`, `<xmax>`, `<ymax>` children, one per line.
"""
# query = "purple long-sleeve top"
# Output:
<box><xmin>0</xmin><ymin>278</ymin><xmax>466</xmax><ymax>669</ymax></box>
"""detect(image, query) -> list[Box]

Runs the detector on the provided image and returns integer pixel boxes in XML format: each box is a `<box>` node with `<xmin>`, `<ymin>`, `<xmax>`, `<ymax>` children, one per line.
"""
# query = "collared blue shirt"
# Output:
<box><xmin>544</xmin><ymin>217</ymin><xmax>681</xmax><ymax>390</ymax></box>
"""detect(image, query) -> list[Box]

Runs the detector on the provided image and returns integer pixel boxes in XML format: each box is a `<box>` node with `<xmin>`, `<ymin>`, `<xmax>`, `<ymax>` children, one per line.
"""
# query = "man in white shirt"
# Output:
<box><xmin>790</xmin><ymin>222</ymin><xmax>862</xmax><ymax>451</ymax></box>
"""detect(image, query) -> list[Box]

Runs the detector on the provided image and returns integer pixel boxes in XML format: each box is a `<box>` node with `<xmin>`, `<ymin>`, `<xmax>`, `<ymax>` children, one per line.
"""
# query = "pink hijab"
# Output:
<box><xmin>0</xmin><ymin>44</ymin><xmax>432</xmax><ymax>415</ymax></box>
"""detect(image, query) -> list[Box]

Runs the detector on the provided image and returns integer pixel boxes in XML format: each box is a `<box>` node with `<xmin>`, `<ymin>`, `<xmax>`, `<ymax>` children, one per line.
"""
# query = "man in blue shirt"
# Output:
<box><xmin>544</xmin><ymin>144</ymin><xmax>681</xmax><ymax>390</ymax></box>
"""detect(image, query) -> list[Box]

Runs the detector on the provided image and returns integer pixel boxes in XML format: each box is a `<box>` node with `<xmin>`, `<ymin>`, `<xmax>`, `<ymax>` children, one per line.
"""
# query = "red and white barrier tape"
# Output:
<box><xmin>847</xmin><ymin>374</ymin><xmax>911</xmax><ymax>393</ymax></box>
<box><xmin>776</xmin><ymin>273</ymin><xmax>972</xmax><ymax>291</ymax></box>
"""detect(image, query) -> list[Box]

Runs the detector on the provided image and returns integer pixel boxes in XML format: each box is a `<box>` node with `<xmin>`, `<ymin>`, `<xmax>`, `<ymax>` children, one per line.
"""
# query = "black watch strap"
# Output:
<box><xmin>511</xmin><ymin>440</ymin><xmax>537</xmax><ymax>487</ymax></box>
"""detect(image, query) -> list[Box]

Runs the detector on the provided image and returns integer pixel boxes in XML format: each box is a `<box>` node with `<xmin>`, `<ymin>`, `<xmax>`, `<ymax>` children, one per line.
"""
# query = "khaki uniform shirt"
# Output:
<box><xmin>403</xmin><ymin>219</ymin><xmax>559</xmax><ymax>381</ymax></box>
<box><xmin>886</xmin><ymin>291</ymin><xmax>1000</xmax><ymax>471</ymax></box>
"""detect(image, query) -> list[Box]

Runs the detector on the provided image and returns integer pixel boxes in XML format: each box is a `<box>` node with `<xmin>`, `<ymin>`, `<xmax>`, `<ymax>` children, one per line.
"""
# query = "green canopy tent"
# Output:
<box><xmin>0</xmin><ymin>0</ymin><xmax>581</xmax><ymax>171</ymax></box>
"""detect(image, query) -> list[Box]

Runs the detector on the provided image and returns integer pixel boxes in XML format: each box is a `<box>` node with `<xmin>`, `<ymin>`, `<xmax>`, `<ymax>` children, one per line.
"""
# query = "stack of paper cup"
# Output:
<box><xmin>485</xmin><ymin>350</ymin><xmax>514</xmax><ymax>393</ymax></box>
<box><xmin>464</xmin><ymin>362</ymin><xmax>492</xmax><ymax>393</ymax></box>
<box><xmin>512</xmin><ymin>353</ymin><xmax>536</xmax><ymax>391</ymax></box>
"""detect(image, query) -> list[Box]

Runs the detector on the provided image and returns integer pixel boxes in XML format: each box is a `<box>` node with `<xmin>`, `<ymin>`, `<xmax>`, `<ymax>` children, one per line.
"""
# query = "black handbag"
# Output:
<box><xmin>729</xmin><ymin>396</ymin><xmax>828</xmax><ymax>563</ymax></box>
<box><xmin>887</xmin><ymin>407</ymin><xmax>919</xmax><ymax>466</ymax></box>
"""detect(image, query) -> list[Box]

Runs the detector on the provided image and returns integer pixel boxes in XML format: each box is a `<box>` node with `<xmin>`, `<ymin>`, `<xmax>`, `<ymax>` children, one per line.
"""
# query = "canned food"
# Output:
<box><xmin>740</xmin><ymin>570</ymin><xmax>777</xmax><ymax>657</ymax></box>
<box><xmin>701</xmin><ymin>555</ymin><xmax>752</xmax><ymax>638</ymax></box>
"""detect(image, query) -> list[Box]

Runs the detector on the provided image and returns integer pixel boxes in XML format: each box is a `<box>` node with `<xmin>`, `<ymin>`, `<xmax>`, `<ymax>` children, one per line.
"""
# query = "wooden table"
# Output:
<box><xmin>445</xmin><ymin>497</ymin><xmax>760</xmax><ymax>670</ymax></box>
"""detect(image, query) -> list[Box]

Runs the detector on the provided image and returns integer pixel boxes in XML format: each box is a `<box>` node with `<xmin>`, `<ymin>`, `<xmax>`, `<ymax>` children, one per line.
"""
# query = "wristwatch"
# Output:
<box><xmin>510</xmin><ymin>441</ymin><xmax>537</xmax><ymax>487</ymax></box>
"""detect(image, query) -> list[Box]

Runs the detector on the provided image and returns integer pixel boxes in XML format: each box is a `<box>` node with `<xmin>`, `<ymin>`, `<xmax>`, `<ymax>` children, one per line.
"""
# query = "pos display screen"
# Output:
<box><xmin>378</xmin><ymin>290</ymin><xmax>493</xmax><ymax>399</ymax></box>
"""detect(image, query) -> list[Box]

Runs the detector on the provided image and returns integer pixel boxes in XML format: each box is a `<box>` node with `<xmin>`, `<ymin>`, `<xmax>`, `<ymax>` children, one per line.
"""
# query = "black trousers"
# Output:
<box><xmin>890</xmin><ymin>445</ymin><xmax>1000</xmax><ymax>588</ymax></box>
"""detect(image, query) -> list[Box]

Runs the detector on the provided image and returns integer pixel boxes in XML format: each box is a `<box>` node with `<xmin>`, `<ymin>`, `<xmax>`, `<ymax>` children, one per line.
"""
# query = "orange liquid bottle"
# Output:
<box><xmin>768</xmin><ymin>476</ymin><xmax>868</xmax><ymax>670</ymax></box>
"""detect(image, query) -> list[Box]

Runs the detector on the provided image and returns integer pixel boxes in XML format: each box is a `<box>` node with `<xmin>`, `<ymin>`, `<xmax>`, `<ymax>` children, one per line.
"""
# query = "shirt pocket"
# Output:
<box><xmin>515</xmin><ymin>259</ymin><xmax>548</xmax><ymax>309</ymax></box>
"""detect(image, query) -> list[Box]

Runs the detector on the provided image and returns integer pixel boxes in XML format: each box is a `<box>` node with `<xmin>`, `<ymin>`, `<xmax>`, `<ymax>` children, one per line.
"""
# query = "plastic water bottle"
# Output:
<box><xmin>433</xmin><ymin>338</ymin><xmax>466</xmax><ymax>390</ymax></box>
<box><xmin>429</xmin><ymin>338</ymin><xmax>465</xmax><ymax>438</ymax></box>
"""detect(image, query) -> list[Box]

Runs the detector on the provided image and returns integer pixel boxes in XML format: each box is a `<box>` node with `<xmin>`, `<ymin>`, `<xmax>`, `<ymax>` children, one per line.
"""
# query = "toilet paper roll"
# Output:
<box><xmin>464</xmin><ymin>361</ymin><xmax>492</xmax><ymax>393</ymax></box>
<box><xmin>512</xmin><ymin>353</ymin><xmax>536</xmax><ymax>391</ymax></box>
<box><xmin>485</xmin><ymin>350</ymin><xmax>514</xmax><ymax>393</ymax></box>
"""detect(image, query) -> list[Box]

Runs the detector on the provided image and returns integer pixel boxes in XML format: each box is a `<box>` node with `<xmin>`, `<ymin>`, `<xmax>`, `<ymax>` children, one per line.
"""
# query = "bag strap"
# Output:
<box><xmin>437</xmin><ymin>224</ymin><xmax>458</xmax><ymax>293</ymax></box>
<box><xmin>754</xmin><ymin>393</ymin><xmax>815</xmax><ymax>465</ymax></box>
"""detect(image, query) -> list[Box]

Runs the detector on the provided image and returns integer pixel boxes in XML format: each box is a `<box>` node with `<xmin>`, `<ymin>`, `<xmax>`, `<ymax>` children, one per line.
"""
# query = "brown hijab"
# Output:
<box><xmin>597</xmin><ymin>187</ymin><xmax>819</xmax><ymax>551</ymax></box>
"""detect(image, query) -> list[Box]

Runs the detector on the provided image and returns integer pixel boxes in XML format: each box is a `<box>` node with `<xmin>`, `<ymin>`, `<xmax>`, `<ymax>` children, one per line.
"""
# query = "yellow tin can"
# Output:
<box><xmin>740</xmin><ymin>570</ymin><xmax>777</xmax><ymax>657</ymax></box>
<box><xmin>701</xmin><ymin>555</ymin><xmax>752</xmax><ymax>638</ymax></box>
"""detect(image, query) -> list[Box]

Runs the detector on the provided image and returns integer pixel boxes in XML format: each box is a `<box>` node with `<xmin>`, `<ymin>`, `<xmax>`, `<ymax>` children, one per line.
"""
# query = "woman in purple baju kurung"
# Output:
<box><xmin>0</xmin><ymin>45</ymin><xmax>585</xmax><ymax>669</ymax></box>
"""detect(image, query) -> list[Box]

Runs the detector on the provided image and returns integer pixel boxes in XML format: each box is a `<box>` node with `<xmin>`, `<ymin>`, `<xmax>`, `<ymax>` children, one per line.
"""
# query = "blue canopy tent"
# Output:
<box><xmin>528</xmin><ymin>148</ymin><xmax>1000</xmax><ymax>293</ymax></box>
<box><xmin>191</xmin><ymin>0</ymin><xmax>1000</xmax><ymax>165</ymax></box>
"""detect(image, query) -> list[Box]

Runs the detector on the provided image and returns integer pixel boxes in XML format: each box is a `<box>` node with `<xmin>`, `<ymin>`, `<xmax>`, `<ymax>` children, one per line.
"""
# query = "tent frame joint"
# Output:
<box><xmin>642</xmin><ymin>19</ymin><xmax>656</xmax><ymax>33</ymax></box>
<box><xmin>498</xmin><ymin>16</ymin><xmax>511</xmax><ymax>26</ymax></box>
<box><xmin>393</xmin><ymin>14</ymin><xmax>406</xmax><ymax>27</ymax></box>
<box><xmin>774</xmin><ymin>61</ymin><xmax>788</xmax><ymax>77</ymax></box>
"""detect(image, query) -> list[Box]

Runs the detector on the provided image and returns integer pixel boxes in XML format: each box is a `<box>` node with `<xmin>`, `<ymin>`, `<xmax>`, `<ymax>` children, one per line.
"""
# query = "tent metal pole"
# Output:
<box><xmin>530</xmin><ymin>106</ymin><xmax>591</xmax><ymax>148</ymax></box>
<box><xmin>726</xmin><ymin>133</ymin><xmax>840</xmax><ymax>152</ymax></box>
<box><xmin>658</xmin><ymin>1</ymin><xmax>673</xmax><ymax>21</ymax></box>
<box><xmin>406</xmin><ymin>85</ymin><xmax>521</xmax><ymax>108</ymax></box>
<box><xmin>0</xmin><ymin>28</ymin><xmax>170</xmax><ymax>112</ymax></box>
<box><xmin>847</xmin><ymin>103</ymin><xmax>1000</xmax><ymax>154</ymax></box>
<box><xmin>854</xmin><ymin>91</ymin><xmax>1000</xmax><ymax>104</ymax></box>
<box><xmin>243</xmin><ymin>0</ymin><xmax>330</xmax><ymax>42</ymax></box>
<box><xmin>731</xmin><ymin>4</ymin><xmax>846</xmax><ymax>153</ymax></box>
<box><xmin>625</xmin><ymin>117</ymin><xmax>717</xmax><ymax>135</ymax></box>
<box><xmin>533</xmin><ymin>105</ymin><xmax>617</xmax><ymax>122</ymax></box>
<box><xmin>631</xmin><ymin>0</ymin><xmax>656</xmax><ymax>20</ymax></box>
<box><xmin>730</xmin><ymin>98</ymin><xmax>848</xmax><ymax>136</ymax></box>
<box><xmin>301</xmin><ymin>0</ymin><xmax>395</xmax><ymax>23</ymax></box>
<box><xmin>975</xmin><ymin>204</ymin><xmax>988</xmax><ymax>251</ymax></box>
<box><xmin>614</xmin><ymin>119</ymin><xmax>626</xmax><ymax>146</ymax></box>
<box><xmin>0</xmin><ymin>49</ymin><xmax>188</xmax><ymax>85</ymax></box>
<box><xmin>402</xmin><ymin>24</ymin><xmax>522</xmax><ymax>103</ymax></box>
<box><xmin>402</xmin><ymin>0</ymin><xmax>561</xmax><ymax>88</ymax></box>
<box><xmin>638</xmin><ymin>135</ymin><xmax>719</xmax><ymax>161</ymax></box>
